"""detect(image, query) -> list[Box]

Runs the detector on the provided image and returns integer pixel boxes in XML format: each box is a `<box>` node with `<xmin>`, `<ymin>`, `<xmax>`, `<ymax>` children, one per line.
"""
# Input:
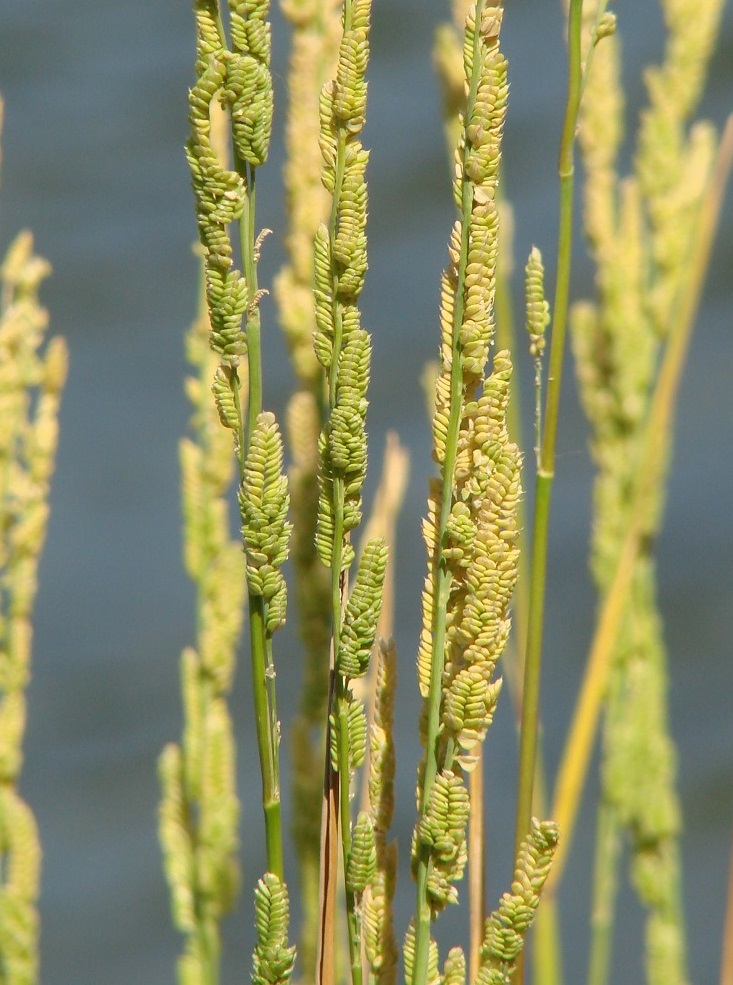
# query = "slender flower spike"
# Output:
<box><xmin>312</xmin><ymin>5</ymin><xmax>382</xmax><ymax>981</ymax></box>
<box><xmin>476</xmin><ymin>820</ymin><xmax>559</xmax><ymax>984</ymax></box>
<box><xmin>411</xmin><ymin>5</ymin><xmax>519</xmax><ymax>981</ymax></box>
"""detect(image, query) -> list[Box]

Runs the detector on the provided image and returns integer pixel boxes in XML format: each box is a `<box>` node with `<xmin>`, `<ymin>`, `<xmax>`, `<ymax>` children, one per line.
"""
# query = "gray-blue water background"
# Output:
<box><xmin>1</xmin><ymin>1</ymin><xmax>732</xmax><ymax>982</ymax></box>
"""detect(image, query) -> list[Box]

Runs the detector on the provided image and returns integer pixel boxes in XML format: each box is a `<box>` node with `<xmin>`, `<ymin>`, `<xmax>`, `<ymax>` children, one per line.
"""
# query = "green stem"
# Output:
<box><xmin>249</xmin><ymin>592</ymin><xmax>285</xmax><ymax>880</ymax></box>
<box><xmin>232</xmin><ymin>147</ymin><xmax>284</xmax><ymax>880</ymax></box>
<box><xmin>512</xmin><ymin>6</ymin><xmax>582</xmax><ymax>981</ymax></box>
<box><xmin>514</xmin><ymin>0</ymin><xmax>582</xmax><ymax>859</ymax></box>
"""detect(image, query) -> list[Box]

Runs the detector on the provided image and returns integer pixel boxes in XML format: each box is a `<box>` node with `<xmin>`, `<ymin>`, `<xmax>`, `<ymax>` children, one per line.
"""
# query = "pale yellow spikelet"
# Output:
<box><xmin>443</xmin><ymin>946</ymin><xmax>467</xmax><ymax>985</ymax></box>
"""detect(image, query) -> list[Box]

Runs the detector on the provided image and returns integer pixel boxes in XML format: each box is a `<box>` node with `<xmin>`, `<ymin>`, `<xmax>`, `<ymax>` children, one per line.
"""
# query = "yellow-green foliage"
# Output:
<box><xmin>570</xmin><ymin>1</ymin><xmax>726</xmax><ymax>982</ymax></box>
<box><xmin>0</xmin><ymin>141</ymin><xmax>67</xmax><ymax>984</ymax></box>
<box><xmin>160</xmin><ymin>1</ymin><xmax>728</xmax><ymax>984</ymax></box>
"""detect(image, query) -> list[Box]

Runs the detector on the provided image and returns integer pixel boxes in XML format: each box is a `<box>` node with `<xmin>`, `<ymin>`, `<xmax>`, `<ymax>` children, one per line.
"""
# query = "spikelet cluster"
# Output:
<box><xmin>476</xmin><ymin>820</ymin><xmax>559</xmax><ymax>984</ymax></box>
<box><xmin>227</xmin><ymin>0</ymin><xmax>273</xmax><ymax>167</ymax></box>
<box><xmin>252</xmin><ymin>874</ymin><xmax>297</xmax><ymax>985</ymax></box>
<box><xmin>239</xmin><ymin>412</ymin><xmax>292</xmax><ymax>630</ymax></box>
<box><xmin>159</xmin><ymin>293</ymin><xmax>244</xmax><ymax>982</ymax></box>
<box><xmin>187</xmin><ymin>0</ymin><xmax>274</xmax><ymax>365</ymax></box>
<box><xmin>329</xmin><ymin>694</ymin><xmax>367</xmax><ymax>775</ymax></box>
<box><xmin>0</xmin><ymin>221</ymin><xmax>66</xmax><ymax>985</ymax></box>
<box><xmin>313</xmin><ymin>0</ymin><xmax>373</xmax><ymax>571</ymax></box>
<box><xmin>337</xmin><ymin>538</ymin><xmax>388</xmax><ymax>677</ymax></box>
<box><xmin>413</xmin><ymin>3</ymin><xmax>519</xmax><ymax>918</ymax></box>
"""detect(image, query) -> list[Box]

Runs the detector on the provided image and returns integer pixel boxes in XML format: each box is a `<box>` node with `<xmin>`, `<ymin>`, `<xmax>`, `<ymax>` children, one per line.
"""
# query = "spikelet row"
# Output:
<box><xmin>239</xmin><ymin>412</ymin><xmax>292</xmax><ymax>624</ymax></box>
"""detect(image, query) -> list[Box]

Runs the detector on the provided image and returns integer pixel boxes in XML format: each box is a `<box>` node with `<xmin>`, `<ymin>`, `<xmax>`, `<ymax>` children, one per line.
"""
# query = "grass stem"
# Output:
<box><xmin>513</xmin><ymin>0</ymin><xmax>583</xmax><ymax>861</ymax></box>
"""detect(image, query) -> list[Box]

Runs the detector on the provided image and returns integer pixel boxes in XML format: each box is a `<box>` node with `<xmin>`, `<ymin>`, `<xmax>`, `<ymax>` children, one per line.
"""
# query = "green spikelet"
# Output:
<box><xmin>345</xmin><ymin>812</ymin><xmax>377</xmax><ymax>893</ymax></box>
<box><xmin>330</xmin><ymin>695</ymin><xmax>367</xmax><ymax>773</ymax></box>
<box><xmin>212</xmin><ymin>364</ymin><xmax>241</xmax><ymax>430</ymax></box>
<box><xmin>477</xmin><ymin>819</ymin><xmax>559</xmax><ymax>984</ymax></box>
<box><xmin>313</xmin><ymin>224</ymin><xmax>336</xmax><ymax>365</ymax></box>
<box><xmin>252</xmin><ymin>873</ymin><xmax>297</xmax><ymax>985</ymax></box>
<box><xmin>337</xmin><ymin>538</ymin><xmax>388</xmax><ymax>677</ymax></box>
<box><xmin>239</xmin><ymin>412</ymin><xmax>292</xmax><ymax>606</ymax></box>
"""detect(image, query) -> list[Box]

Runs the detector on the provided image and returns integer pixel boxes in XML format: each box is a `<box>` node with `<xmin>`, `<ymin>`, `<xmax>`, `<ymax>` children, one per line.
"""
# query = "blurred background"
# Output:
<box><xmin>0</xmin><ymin>0</ymin><xmax>731</xmax><ymax>982</ymax></box>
